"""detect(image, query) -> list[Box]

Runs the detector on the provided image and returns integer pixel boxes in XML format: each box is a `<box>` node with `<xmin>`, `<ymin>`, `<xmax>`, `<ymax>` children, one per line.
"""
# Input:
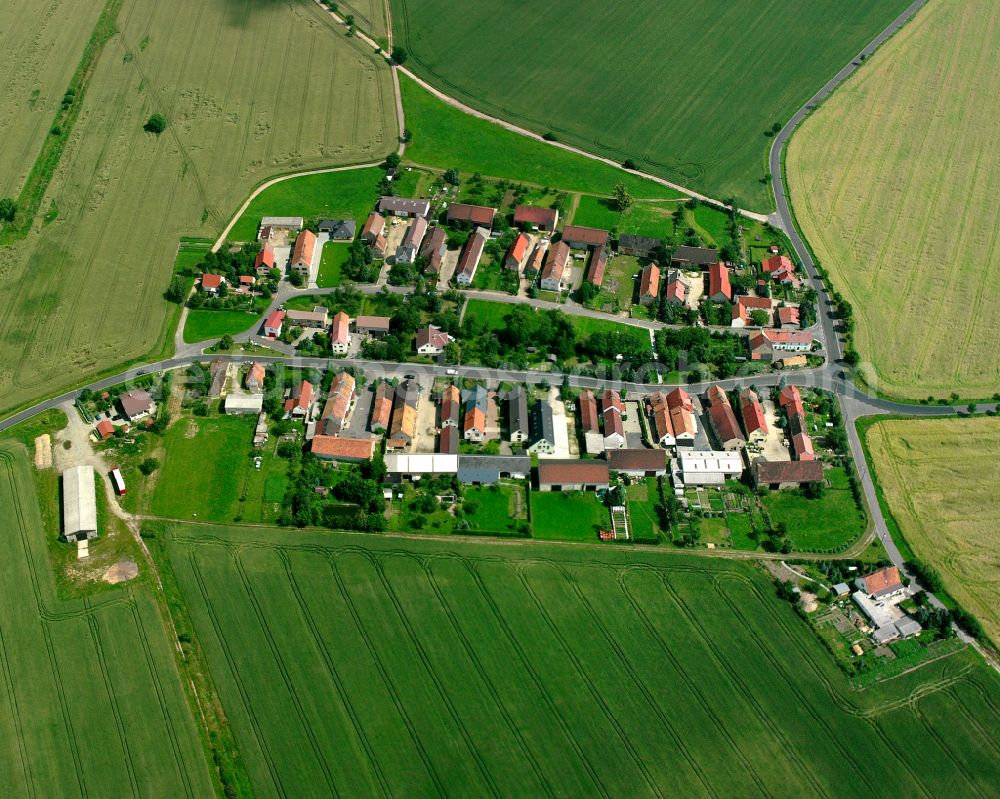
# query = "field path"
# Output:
<box><xmin>211</xmin><ymin>161</ymin><xmax>384</xmax><ymax>252</ymax></box>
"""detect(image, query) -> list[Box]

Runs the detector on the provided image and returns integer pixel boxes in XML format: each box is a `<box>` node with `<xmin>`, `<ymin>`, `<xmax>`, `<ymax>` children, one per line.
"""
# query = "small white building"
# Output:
<box><xmin>62</xmin><ymin>465</ymin><xmax>97</xmax><ymax>542</ymax></box>
<box><xmin>224</xmin><ymin>393</ymin><xmax>264</xmax><ymax>414</ymax></box>
<box><xmin>677</xmin><ymin>449</ymin><xmax>743</xmax><ymax>485</ymax></box>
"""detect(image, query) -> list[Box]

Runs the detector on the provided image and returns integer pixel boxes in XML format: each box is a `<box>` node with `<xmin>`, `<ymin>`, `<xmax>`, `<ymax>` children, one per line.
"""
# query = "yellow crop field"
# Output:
<box><xmin>865</xmin><ymin>416</ymin><xmax>1000</xmax><ymax>645</ymax></box>
<box><xmin>787</xmin><ymin>0</ymin><xmax>1000</xmax><ymax>400</ymax></box>
<box><xmin>0</xmin><ymin>0</ymin><xmax>395</xmax><ymax>414</ymax></box>
<box><xmin>0</xmin><ymin>0</ymin><xmax>104</xmax><ymax>195</ymax></box>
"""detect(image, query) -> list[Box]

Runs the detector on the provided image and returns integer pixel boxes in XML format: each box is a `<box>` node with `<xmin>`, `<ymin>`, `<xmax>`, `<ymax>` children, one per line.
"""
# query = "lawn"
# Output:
<box><xmin>572</xmin><ymin>195</ymin><xmax>680</xmax><ymax>240</ymax></box>
<box><xmin>786</xmin><ymin>0</ymin><xmax>1000</xmax><ymax>400</ymax></box>
<box><xmin>150</xmin><ymin>414</ymin><xmax>257</xmax><ymax>521</ymax></box>
<box><xmin>464</xmin><ymin>484</ymin><xmax>526</xmax><ymax>534</ymax></box>
<box><xmin>727</xmin><ymin>513</ymin><xmax>756</xmax><ymax>550</ymax></box>
<box><xmin>393</xmin><ymin>0</ymin><xmax>912</xmax><ymax>209</ymax></box>
<box><xmin>463</xmin><ymin>298</ymin><xmax>515</xmax><ymax>332</ymax></box>
<box><xmin>0</xmin><ymin>0</ymin><xmax>395</xmax><ymax>417</ymax></box>
<box><xmin>182</xmin><ymin>309</ymin><xmax>260</xmax><ymax>343</ymax></box>
<box><xmin>317</xmin><ymin>242</ymin><xmax>352</xmax><ymax>287</ymax></box>
<box><xmin>530</xmin><ymin>490</ymin><xmax>609</xmax><ymax>540</ymax></box>
<box><xmin>760</xmin><ymin>466</ymin><xmax>865</xmax><ymax>552</ymax></box>
<box><xmin>626</xmin><ymin>478</ymin><xmax>663</xmax><ymax>539</ymax></box>
<box><xmin>165</xmin><ymin>520</ymin><xmax>1000</xmax><ymax>797</ymax></box>
<box><xmin>0</xmin><ymin>443</ymin><xmax>214</xmax><ymax>796</ymax></box>
<box><xmin>400</xmin><ymin>76</ymin><xmax>679</xmax><ymax>200</ymax></box>
<box><xmin>228</xmin><ymin>166</ymin><xmax>386</xmax><ymax>243</ymax></box>
<box><xmin>863</xmin><ymin>416</ymin><xmax>1000</xmax><ymax>646</ymax></box>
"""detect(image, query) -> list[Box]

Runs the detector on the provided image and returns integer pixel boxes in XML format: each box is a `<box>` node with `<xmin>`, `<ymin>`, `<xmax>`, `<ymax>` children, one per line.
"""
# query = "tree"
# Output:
<box><xmin>144</xmin><ymin>113</ymin><xmax>167</xmax><ymax>134</ymax></box>
<box><xmin>165</xmin><ymin>276</ymin><xmax>187</xmax><ymax>304</ymax></box>
<box><xmin>843</xmin><ymin>350</ymin><xmax>860</xmax><ymax>366</ymax></box>
<box><xmin>622</xmin><ymin>159</ymin><xmax>637</xmax><ymax>170</ymax></box>
<box><xmin>0</xmin><ymin>197</ymin><xmax>16</xmax><ymax>222</ymax></box>
<box><xmin>139</xmin><ymin>457</ymin><xmax>160</xmax><ymax>476</ymax></box>
<box><xmin>384</xmin><ymin>152</ymin><xmax>401</xmax><ymax>170</ymax></box>
<box><xmin>802</xmin><ymin>480</ymin><xmax>825</xmax><ymax>499</ymax></box>
<box><xmin>750</xmin><ymin>309</ymin><xmax>770</xmax><ymax>327</ymax></box>
<box><xmin>442</xmin><ymin>168</ymin><xmax>460</xmax><ymax>185</ymax></box>
<box><xmin>401</xmin><ymin>128</ymin><xmax>412</xmax><ymax>143</ymax></box>
<box><xmin>391</xmin><ymin>46</ymin><xmax>408</xmax><ymax>64</ymax></box>
<box><xmin>611</xmin><ymin>182</ymin><xmax>633</xmax><ymax>212</ymax></box>
<box><xmin>218</xmin><ymin>334</ymin><xmax>234</xmax><ymax>351</ymax></box>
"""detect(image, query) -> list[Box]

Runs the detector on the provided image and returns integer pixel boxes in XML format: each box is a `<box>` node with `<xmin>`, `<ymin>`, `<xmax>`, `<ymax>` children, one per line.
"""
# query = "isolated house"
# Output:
<box><xmin>370</xmin><ymin>382</ymin><xmax>394</xmax><ymax>433</ymax></box>
<box><xmin>507</xmin><ymin>386</ymin><xmax>529</xmax><ymax>443</ymax></box>
<box><xmin>856</xmin><ymin>566</ymin><xmax>906</xmax><ymax>601</ymax></box>
<box><xmin>245</xmin><ymin>362</ymin><xmax>266</xmax><ymax>392</ymax></box>
<box><xmin>353</xmin><ymin>315</ymin><xmax>391</xmax><ymax>337</ymax></box>
<box><xmin>263</xmin><ymin>309</ymin><xmax>285</xmax><ymax>338</ymax></box>
<box><xmin>506</xmin><ymin>232</ymin><xmax>531</xmax><ymax>271</ymax></box>
<box><xmin>708</xmin><ymin>262</ymin><xmax>732</xmax><ymax>302</ymax></box>
<box><xmin>585</xmin><ymin>244</ymin><xmax>608</xmax><ymax>287</ymax></box>
<box><xmin>578</xmin><ymin>389</ymin><xmax>604</xmax><ymax>455</ymax></box>
<box><xmin>639</xmin><ymin>263</ymin><xmax>660</xmax><ymax>305</ymax></box>
<box><xmin>200</xmin><ymin>273</ymin><xmax>225</xmax><ymax>294</ymax></box>
<box><xmin>320</xmin><ymin>371</ymin><xmax>355</xmax><ymax>434</ymax></box>
<box><xmin>378</xmin><ymin>196</ymin><xmax>430</xmax><ymax>218</ymax></box>
<box><xmin>601</xmin><ymin>388</ymin><xmax>626</xmax><ymax>449</ymax></box>
<box><xmin>536</xmin><ymin>460</ymin><xmax>609</xmax><ymax>492</ymax></box>
<box><xmin>731</xmin><ymin>295</ymin><xmax>773</xmax><ymax>327</ymax></box>
<box><xmin>706</xmin><ymin>385</ymin><xmax>745</xmax><ymax>450</ymax></box>
<box><xmin>439</xmin><ymin>384</ymin><xmax>461</xmax><ymax>429</ymax></box>
<box><xmin>739</xmin><ymin>389</ymin><xmax>768</xmax><ymax>443</ymax></box>
<box><xmin>539</xmin><ymin>241</ymin><xmax>570</xmax><ymax>291</ymax></box>
<box><xmin>361</xmin><ymin>212</ymin><xmax>386</xmax><ymax>243</ymax></box>
<box><xmin>291</xmin><ymin>229</ymin><xmax>317</xmax><ymax>276</ymax></box>
<box><xmin>396</xmin><ymin>216</ymin><xmax>428</xmax><ymax>264</ymax></box>
<box><xmin>514</xmin><ymin>205</ymin><xmax>558</xmax><ymax>231</ymax></box>
<box><xmin>447</xmin><ymin>203</ymin><xmax>496</xmax><ymax>227</ymax></box>
<box><xmin>416</xmin><ymin>324</ymin><xmax>453</xmax><ymax>355</ymax></box>
<box><xmin>285</xmin><ymin>307</ymin><xmax>329</xmax><ymax>329</ymax></box>
<box><xmin>254</xmin><ymin>243</ymin><xmax>276</xmax><ymax>275</ymax></box>
<box><xmin>776</xmin><ymin>306</ymin><xmax>801</xmax><ymax>329</ymax></box>
<box><xmin>527</xmin><ymin>400</ymin><xmax>556</xmax><ymax>454</ymax></box>
<box><xmin>462</xmin><ymin>385</ymin><xmax>488</xmax><ymax>442</ymax></box>
<box><xmin>387</xmin><ymin>395</ymin><xmax>417</xmax><ymax>450</ymax></box>
<box><xmin>419</xmin><ymin>226</ymin><xmax>448</xmax><ymax>274</ymax></box>
<box><xmin>284</xmin><ymin>381</ymin><xmax>315</xmax><ymax>417</ymax></box>
<box><xmin>618</xmin><ymin>234</ymin><xmax>661</xmax><ymax>259</ymax></box>
<box><xmin>118</xmin><ymin>389</ymin><xmax>152</xmax><ymax>421</ymax></box>
<box><xmin>320</xmin><ymin>219</ymin><xmax>356</xmax><ymax>240</ymax></box>
<box><xmin>664</xmin><ymin>274</ymin><xmax>687</xmax><ymax>306</ymax></box>
<box><xmin>524</xmin><ymin>242</ymin><xmax>547</xmax><ymax>276</ymax></box>
<box><xmin>561</xmin><ymin>225</ymin><xmax>608</xmax><ymax>249</ymax></box>
<box><xmin>761</xmin><ymin>254</ymin><xmax>798</xmax><ymax>285</ymax></box>
<box><xmin>454</xmin><ymin>227</ymin><xmax>488</xmax><ymax>285</ymax></box>
<box><xmin>330</xmin><ymin>311</ymin><xmax>351</xmax><ymax>354</ymax></box>
<box><xmin>647</xmin><ymin>388</ymin><xmax>697</xmax><ymax>447</ymax></box>
<box><xmin>749</xmin><ymin>329</ymin><xmax>812</xmax><ymax>361</ymax></box>
<box><xmin>438</xmin><ymin>425</ymin><xmax>459</xmax><ymax>454</ymax></box>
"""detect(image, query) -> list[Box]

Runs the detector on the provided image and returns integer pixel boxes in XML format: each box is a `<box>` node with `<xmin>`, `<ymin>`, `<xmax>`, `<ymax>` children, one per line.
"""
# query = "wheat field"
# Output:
<box><xmin>865</xmin><ymin>416</ymin><xmax>1000</xmax><ymax>645</ymax></box>
<box><xmin>0</xmin><ymin>0</ymin><xmax>395</xmax><ymax>414</ymax></box>
<box><xmin>787</xmin><ymin>0</ymin><xmax>1000</xmax><ymax>400</ymax></box>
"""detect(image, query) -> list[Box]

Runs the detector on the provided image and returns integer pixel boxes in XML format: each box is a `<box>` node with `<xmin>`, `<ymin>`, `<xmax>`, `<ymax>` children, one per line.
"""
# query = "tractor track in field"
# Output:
<box><xmin>232</xmin><ymin>551</ymin><xmax>341</xmax><ymax>798</ymax></box>
<box><xmin>421</xmin><ymin>558</ymin><xmax>557</xmax><ymax>799</ymax></box>
<box><xmin>512</xmin><ymin>562</ymin><xmax>668</xmax><ymax>799</ymax></box>
<box><xmin>124</xmin><ymin>589</ymin><xmax>198</xmax><ymax>799</ymax></box>
<box><xmin>322</xmin><ymin>552</ymin><xmax>449</xmax><ymax>797</ymax></box>
<box><xmin>279</xmin><ymin>550</ymin><xmax>393</xmax><ymax>799</ymax></box>
<box><xmin>86</xmin><ymin>609</ymin><xmax>141</xmax><ymax>799</ymax></box>
<box><xmin>370</xmin><ymin>555</ymin><xmax>502</xmax><ymax>799</ymax></box>
<box><xmin>659</xmin><ymin>572</ymin><xmax>835</xmax><ymax>798</ymax></box>
<box><xmin>188</xmin><ymin>551</ymin><xmax>287</xmax><ymax>798</ymax></box>
<box><xmin>462</xmin><ymin>559</ymin><xmax>612</xmax><ymax>799</ymax></box>
<box><xmin>614</xmin><ymin>569</ymin><xmax>773</xmax><ymax>797</ymax></box>
<box><xmin>550</xmin><ymin>562</ymin><xmax>720</xmax><ymax>799</ymax></box>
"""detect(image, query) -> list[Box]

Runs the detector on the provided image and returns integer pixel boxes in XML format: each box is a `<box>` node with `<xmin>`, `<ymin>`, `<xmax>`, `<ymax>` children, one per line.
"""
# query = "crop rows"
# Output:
<box><xmin>0</xmin><ymin>445</ymin><xmax>212</xmax><ymax>796</ymax></box>
<box><xmin>167</xmin><ymin>525</ymin><xmax>1000</xmax><ymax>798</ymax></box>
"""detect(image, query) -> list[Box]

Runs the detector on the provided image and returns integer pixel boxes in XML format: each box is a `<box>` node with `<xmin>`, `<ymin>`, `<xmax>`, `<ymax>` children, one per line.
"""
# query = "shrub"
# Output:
<box><xmin>143</xmin><ymin>113</ymin><xmax>167</xmax><ymax>134</ymax></box>
<box><xmin>139</xmin><ymin>457</ymin><xmax>160</xmax><ymax>476</ymax></box>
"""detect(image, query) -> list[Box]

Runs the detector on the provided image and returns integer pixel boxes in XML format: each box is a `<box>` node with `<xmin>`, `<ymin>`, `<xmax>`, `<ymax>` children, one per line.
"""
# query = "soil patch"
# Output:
<box><xmin>102</xmin><ymin>559</ymin><xmax>139</xmax><ymax>584</ymax></box>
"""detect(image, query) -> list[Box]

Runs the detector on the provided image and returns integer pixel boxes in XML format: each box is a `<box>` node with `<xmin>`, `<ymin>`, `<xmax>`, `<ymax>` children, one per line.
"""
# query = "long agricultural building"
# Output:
<box><xmin>62</xmin><ymin>464</ymin><xmax>98</xmax><ymax>541</ymax></box>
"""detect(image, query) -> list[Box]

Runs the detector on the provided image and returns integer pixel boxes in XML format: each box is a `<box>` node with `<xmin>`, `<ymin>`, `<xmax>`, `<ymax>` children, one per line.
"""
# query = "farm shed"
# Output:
<box><xmin>536</xmin><ymin>460</ymin><xmax>610</xmax><ymax>492</ymax></box>
<box><xmin>225</xmin><ymin>393</ymin><xmax>264</xmax><ymax>414</ymax></box>
<box><xmin>62</xmin><ymin>465</ymin><xmax>97</xmax><ymax>542</ymax></box>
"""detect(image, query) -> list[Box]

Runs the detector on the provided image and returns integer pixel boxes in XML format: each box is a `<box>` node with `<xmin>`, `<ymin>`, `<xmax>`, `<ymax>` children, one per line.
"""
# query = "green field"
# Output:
<box><xmin>572</xmin><ymin>195</ymin><xmax>681</xmax><ymax>239</ymax></box>
<box><xmin>0</xmin><ymin>443</ymin><xmax>214</xmax><ymax>796</ymax></box>
<box><xmin>318</xmin><ymin>242</ymin><xmax>352</xmax><ymax>287</ymax></box>
<box><xmin>761</xmin><ymin>466</ymin><xmax>865</xmax><ymax>551</ymax></box>
<box><xmin>400</xmin><ymin>76</ymin><xmax>679</xmax><ymax>200</ymax></box>
<box><xmin>228</xmin><ymin>166</ymin><xmax>386</xmax><ymax>243</ymax></box>
<box><xmin>182</xmin><ymin>309</ymin><xmax>259</xmax><ymax>343</ymax></box>
<box><xmin>530</xmin><ymin>490</ymin><xmax>609</xmax><ymax>540</ymax></box>
<box><xmin>166</xmin><ymin>521</ymin><xmax>1000</xmax><ymax>797</ymax></box>
<box><xmin>0</xmin><ymin>0</ymin><xmax>395</xmax><ymax>416</ymax></box>
<box><xmin>150</xmin><ymin>414</ymin><xmax>256</xmax><ymax>521</ymax></box>
<box><xmin>787</xmin><ymin>0</ymin><xmax>1000</xmax><ymax>400</ymax></box>
<box><xmin>393</xmin><ymin>0</ymin><xmax>912</xmax><ymax>209</ymax></box>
